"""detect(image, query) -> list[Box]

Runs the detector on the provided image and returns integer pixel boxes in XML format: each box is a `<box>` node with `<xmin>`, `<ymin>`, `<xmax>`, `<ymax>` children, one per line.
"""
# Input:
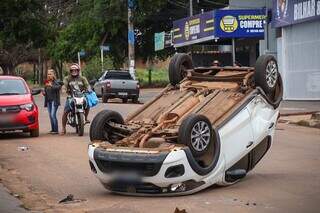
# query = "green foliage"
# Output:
<box><xmin>82</xmin><ymin>55</ymin><xmax>114</xmax><ymax>80</ymax></box>
<box><xmin>0</xmin><ymin>0</ymin><xmax>47</xmax><ymax>48</ymax></box>
<box><xmin>47</xmin><ymin>0</ymin><xmax>105</xmax><ymax>62</ymax></box>
<box><xmin>136</xmin><ymin>68</ymin><xmax>169</xmax><ymax>88</ymax></box>
<box><xmin>1</xmin><ymin>0</ymin><xmax>228</xmax><ymax>73</ymax></box>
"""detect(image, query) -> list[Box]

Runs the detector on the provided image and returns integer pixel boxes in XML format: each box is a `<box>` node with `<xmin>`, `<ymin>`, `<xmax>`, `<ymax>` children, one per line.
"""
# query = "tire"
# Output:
<box><xmin>89</xmin><ymin>110</ymin><xmax>124</xmax><ymax>142</ymax></box>
<box><xmin>168</xmin><ymin>53</ymin><xmax>193</xmax><ymax>86</ymax></box>
<box><xmin>122</xmin><ymin>98</ymin><xmax>128</xmax><ymax>103</ymax></box>
<box><xmin>102</xmin><ymin>94</ymin><xmax>108</xmax><ymax>103</ymax></box>
<box><xmin>77</xmin><ymin>113</ymin><xmax>85</xmax><ymax>136</ymax></box>
<box><xmin>132</xmin><ymin>97</ymin><xmax>139</xmax><ymax>103</ymax></box>
<box><xmin>30</xmin><ymin>128</ymin><xmax>39</xmax><ymax>137</ymax></box>
<box><xmin>255</xmin><ymin>54</ymin><xmax>279</xmax><ymax>97</ymax></box>
<box><xmin>178</xmin><ymin>114</ymin><xmax>213</xmax><ymax>157</ymax></box>
<box><xmin>168</xmin><ymin>54</ymin><xmax>180</xmax><ymax>86</ymax></box>
<box><xmin>89</xmin><ymin>110</ymin><xmax>111</xmax><ymax>140</ymax></box>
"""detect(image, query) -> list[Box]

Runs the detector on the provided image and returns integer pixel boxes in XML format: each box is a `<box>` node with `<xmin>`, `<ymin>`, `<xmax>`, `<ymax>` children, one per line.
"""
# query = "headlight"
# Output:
<box><xmin>20</xmin><ymin>103</ymin><xmax>34</xmax><ymax>111</ymax></box>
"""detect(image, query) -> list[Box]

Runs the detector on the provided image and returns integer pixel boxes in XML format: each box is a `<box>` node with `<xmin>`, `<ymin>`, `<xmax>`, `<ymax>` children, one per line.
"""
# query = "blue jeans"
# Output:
<box><xmin>47</xmin><ymin>101</ymin><xmax>59</xmax><ymax>132</ymax></box>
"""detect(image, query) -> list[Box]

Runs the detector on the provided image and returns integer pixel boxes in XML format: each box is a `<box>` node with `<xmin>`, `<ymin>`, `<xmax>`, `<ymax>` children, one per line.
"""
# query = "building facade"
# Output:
<box><xmin>274</xmin><ymin>0</ymin><xmax>320</xmax><ymax>100</ymax></box>
<box><xmin>230</xmin><ymin>0</ymin><xmax>320</xmax><ymax>100</ymax></box>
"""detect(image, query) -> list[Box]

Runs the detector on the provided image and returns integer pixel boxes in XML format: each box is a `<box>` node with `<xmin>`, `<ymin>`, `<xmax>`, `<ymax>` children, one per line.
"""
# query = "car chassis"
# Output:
<box><xmin>88</xmin><ymin>54</ymin><xmax>283</xmax><ymax>196</ymax></box>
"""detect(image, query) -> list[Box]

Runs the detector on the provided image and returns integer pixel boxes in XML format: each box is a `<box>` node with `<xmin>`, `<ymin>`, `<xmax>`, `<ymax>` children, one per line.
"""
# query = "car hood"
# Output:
<box><xmin>0</xmin><ymin>94</ymin><xmax>32</xmax><ymax>106</ymax></box>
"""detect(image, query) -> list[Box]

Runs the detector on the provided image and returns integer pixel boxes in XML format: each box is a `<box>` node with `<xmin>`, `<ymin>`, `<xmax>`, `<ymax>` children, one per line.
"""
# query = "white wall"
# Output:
<box><xmin>280</xmin><ymin>20</ymin><xmax>320</xmax><ymax>100</ymax></box>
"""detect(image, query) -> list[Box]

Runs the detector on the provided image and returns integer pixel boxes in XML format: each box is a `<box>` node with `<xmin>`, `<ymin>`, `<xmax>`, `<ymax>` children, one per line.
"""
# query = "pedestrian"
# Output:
<box><xmin>43</xmin><ymin>69</ymin><xmax>61</xmax><ymax>134</ymax></box>
<box><xmin>212</xmin><ymin>60</ymin><xmax>221</xmax><ymax>67</ymax></box>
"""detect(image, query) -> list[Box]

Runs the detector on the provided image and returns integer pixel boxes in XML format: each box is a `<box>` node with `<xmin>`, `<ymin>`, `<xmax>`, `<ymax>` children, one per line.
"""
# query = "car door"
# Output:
<box><xmin>246</xmin><ymin>95</ymin><xmax>279</xmax><ymax>145</ymax></box>
<box><xmin>219</xmin><ymin>106</ymin><xmax>255</xmax><ymax>171</ymax></box>
<box><xmin>245</xmin><ymin>95</ymin><xmax>279</xmax><ymax>169</ymax></box>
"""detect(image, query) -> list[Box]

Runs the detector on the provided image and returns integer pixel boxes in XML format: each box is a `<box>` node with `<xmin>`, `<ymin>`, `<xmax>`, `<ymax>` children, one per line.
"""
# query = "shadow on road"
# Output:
<box><xmin>0</xmin><ymin>132</ymin><xmax>30</xmax><ymax>140</ymax></box>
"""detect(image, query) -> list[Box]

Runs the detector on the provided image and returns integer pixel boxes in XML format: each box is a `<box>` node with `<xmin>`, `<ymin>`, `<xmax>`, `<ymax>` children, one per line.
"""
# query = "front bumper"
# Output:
<box><xmin>0</xmin><ymin>109</ymin><xmax>38</xmax><ymax>131</ymax></box>
<box><xmin>88</xmin><ymin>145</ymin><xmax>224</xmax><ymax>196</ymax></box>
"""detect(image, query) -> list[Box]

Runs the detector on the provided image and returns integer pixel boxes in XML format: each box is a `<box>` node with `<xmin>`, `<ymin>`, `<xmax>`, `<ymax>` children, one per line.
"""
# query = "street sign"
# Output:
<box><xmin>79</xmin><ymin>50</ymin><xmax>85</xmax><ymax>57</ymax></box>
<box><xmin>128</xmin><ymin>30</ymin><xmax>135</xmax><ymax>45</ymax></box>
<box><xmin>128</xmin><ymin>0</ymin><xmax>135</xmax><ymax>9</ymax></box>
<box><xmin>100</xmin><ymin>45</ymin><xmax>110</xmax><ymax>52</ymax></box>
<box><xmin>154</xmin><ymin>32</ymin><xmax>165</xmax><ymax>51</ymax></box>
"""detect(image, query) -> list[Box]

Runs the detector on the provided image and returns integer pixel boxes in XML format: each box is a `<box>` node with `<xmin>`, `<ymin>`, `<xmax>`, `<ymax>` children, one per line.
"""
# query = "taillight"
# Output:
<box><xmin>136</xmin><ymin>83</ymin><xmax>140</xmax><ymax>89</ymax></box>
<box><xmin>106</xmin><ymin>81</ymin><xmax>111</xmax><ymax>88</ymax></box>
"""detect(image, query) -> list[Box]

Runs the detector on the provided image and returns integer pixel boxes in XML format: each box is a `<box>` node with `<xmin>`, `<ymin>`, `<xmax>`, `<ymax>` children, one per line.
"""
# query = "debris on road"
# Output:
<box><xmin>280</xmin><ymin>111</ymin><xmax>320</xmax><ymax>117</ymax></box>
<box><xmin>17</xmin><ymin>146</ymin><xmax>29</xmax><ymax>152</ymax></box>
<box><xmin>279</xmin><ymin>112</ymin><xmax>320</xmax><ymax>129</ymax></box>
<box><xmin>59</xmin><ymin>194</ymin><xmax>74</xmax><ymax>203</ymax></box>
<box><xmin>58</xmin><ymin>194</ymin><xmax>86</xmax><ymax>204</ymax></box>
<box><xmin>174</xmin><ymin>207</ymin><xmax>187</xmax><ymax>213</ymax></box>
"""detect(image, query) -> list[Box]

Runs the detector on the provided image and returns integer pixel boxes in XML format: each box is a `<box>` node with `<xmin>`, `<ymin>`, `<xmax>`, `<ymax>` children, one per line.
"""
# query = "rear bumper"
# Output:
<box><xmin>103</xmin><ymin>88</ymin><xmax>139</xmax><ymax>99</ymax></box>
<box><xmin>0</xmin><ymin>109</ymin><xmax>38</xmax><ymax>131</ymax></box>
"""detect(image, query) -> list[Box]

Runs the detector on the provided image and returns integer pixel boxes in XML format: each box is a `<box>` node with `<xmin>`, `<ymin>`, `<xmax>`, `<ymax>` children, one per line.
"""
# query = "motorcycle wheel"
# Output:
<box><xmin>76</xmin><ymin>113</ymin><xmax>85</xmax><ymax>136</ymax></box>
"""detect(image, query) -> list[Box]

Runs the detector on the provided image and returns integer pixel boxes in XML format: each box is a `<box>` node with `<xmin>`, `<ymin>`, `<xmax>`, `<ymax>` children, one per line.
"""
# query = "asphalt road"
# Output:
<box><xmin>0</xmin><ymin>89</ymin><xmax>319</xmax><ymax>213</ymax></box>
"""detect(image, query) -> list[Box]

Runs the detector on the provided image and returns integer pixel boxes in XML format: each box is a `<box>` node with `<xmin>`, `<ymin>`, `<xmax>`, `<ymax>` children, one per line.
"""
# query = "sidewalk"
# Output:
<box><xmin>0</xmin><ymin>184</ymin><xmax>28</xmax><ymax>213</ymax></box>
<box><xmin>280</xmin><ymin>100</ymin><xmax>320</xmax><ymax>114</ymax></box>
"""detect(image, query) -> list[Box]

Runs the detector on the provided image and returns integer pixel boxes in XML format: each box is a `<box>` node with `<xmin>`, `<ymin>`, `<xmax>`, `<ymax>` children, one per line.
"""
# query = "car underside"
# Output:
<box><xmin>88</xmin><ymin>54</ymin><xmax>283</xmax><ymax>196</ymax></box>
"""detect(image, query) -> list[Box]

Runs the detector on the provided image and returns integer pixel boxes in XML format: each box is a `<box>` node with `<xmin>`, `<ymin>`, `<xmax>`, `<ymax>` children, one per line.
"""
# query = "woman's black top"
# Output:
<box><xmin>44</xmin><ymin>80</ymin><xmax>61</xmax><ymax>107</ymax></box>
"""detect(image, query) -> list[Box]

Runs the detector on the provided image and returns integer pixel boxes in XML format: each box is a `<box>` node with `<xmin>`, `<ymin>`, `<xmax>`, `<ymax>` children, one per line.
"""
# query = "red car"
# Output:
<box><xmin>0</xmin><ymin>76</ymin><xmax>41</xmax><ymax>137</ymax></box>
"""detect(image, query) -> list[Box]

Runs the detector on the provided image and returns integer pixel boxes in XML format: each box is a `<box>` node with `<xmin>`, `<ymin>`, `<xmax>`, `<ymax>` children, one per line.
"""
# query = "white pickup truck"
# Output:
<box><xmin>93</xmin><ymin>70</ymin><xmax>140</xmax><ymax>103</ymax></box>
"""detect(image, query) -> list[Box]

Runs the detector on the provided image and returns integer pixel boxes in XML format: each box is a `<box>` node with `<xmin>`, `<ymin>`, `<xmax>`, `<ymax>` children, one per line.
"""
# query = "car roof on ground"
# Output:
<box><xmin>0</xmin><ymin>75</ymin><xmax>25</xmax><ymax>80</ymax></box>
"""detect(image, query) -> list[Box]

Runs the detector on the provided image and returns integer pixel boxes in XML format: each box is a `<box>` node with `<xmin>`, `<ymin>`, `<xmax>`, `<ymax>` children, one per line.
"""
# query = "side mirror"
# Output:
<box><xmin>89</xmin><ymin>79</ymin><xmax>97</xmax><ymax>85</ymax></box>
<box><xmin>57</xmin><ymin>79</ymin><xmax>64</xmax><ymax>86</ymax></box>
<box><xmin>225</xmin><ymin>169</ymin><xmax>247</xmax><ymax>182</ymax></box>
<box><xmin>31</xmin><ymin>88</ymin><xmax>42</xmax><ymax>96</ymax></box>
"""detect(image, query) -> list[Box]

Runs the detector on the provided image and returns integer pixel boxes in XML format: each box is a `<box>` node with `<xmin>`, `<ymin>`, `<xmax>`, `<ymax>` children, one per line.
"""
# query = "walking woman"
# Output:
<box><xmin>43</xmin><ymin>69</ymin><xmax>61</xmax><ymax>134</ymax></box>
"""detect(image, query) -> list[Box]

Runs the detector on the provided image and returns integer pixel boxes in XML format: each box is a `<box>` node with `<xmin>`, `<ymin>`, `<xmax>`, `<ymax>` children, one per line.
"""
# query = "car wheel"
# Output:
<box><xmin>30</xmin><ymin>128</ymin><xmax>39</xmax><ymax>137</ymax></box>
<box><xmin>89</xmin><ymin>110</ymin><xmax>124</xmax><ymax>143</ymax></box>
<box><xmin>255</xmin><ymin>54</ymin><xmax>279</xmax><ymax>97</ymax></box>
<box><xmin>168</xmin><ymin>53</ymin><xmax>193</xmax><ymax>86</ymax></box>
<box><xmin>102</xmin><ymin>95</ymin><xmax>108</xmax><ymax>103</ymax></box>
<box><xmin>132</xmin><ymin>97</ymin><xmax>139</xmax><ymax>103</ymax></box>
<box><xmin>122</xmin><ymin>98</ymin><xmax>128</xmax><ymax>103</ymax></box>
<box><xmin>178</xmin><ymin>114</ymin><xmax>212</xmax><ymax>157</ymax></box>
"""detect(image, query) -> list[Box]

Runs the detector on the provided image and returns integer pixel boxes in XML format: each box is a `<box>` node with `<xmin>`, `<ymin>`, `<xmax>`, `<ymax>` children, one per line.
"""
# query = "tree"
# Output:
<box><xmin>46</xmin><ymin>0</ymin><xmax>228</xmax><ymax>67</ymax></box>
<box><xmin>0</xmin><ymin>0</ymin><xmax>48</xmax><ymax>74</ymax></box>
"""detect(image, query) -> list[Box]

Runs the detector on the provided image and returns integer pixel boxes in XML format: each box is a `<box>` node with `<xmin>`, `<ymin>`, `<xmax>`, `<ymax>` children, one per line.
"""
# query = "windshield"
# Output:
<box><xmin>105</xmin><ymin>71</ymin><xmax>133</xmax><ymax>80</ymax></box>
<box><xmin>0</xmin><ymin>79</ymin><xmax>28</xmax><ymax>95</ymax></box>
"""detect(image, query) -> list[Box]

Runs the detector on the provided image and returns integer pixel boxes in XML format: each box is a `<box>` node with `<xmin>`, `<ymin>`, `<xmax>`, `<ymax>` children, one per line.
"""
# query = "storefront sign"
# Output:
<box><xmin>214</xmin><ymin>9</ymin><xmax>266</xmax><ymax>38</ymax></box>
<box><xmin>273</xmin><ymin>0</ymin><xmax>320</xmax><ymax>27</ymax></box>
<box><xmin>172</xmin><ymin>11</ymin><xmax>215</xmax><ymax>47</ymax></box>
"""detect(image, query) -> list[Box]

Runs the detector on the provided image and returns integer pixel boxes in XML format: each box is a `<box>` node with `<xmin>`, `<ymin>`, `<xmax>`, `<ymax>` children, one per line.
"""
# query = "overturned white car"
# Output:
<box><xmin>88</xmin><ymin>54</ymin><xmax>283</xmax><ymax>196</ymax></box>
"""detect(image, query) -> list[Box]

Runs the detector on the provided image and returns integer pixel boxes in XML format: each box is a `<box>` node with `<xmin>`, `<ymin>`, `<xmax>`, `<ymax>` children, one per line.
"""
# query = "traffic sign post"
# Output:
<box><xmin>100</xmin><ymin>45</ymin><xmax>110</xmax><ymax>72</ymax></box>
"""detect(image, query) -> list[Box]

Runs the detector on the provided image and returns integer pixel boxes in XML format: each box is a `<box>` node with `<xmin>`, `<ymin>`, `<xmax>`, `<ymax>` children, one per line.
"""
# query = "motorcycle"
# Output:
<box><xmin>67</xmin><ymin>90</ymin><xmax>87</xmax><ymax>136</ymax></box>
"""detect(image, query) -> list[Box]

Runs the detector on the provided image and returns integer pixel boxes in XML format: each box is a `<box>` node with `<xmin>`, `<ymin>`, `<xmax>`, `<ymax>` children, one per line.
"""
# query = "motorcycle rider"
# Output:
<box><xmin>61</xmin><ymin>63</ymin><xmax>90</xmax><ymax>135</ymax></box>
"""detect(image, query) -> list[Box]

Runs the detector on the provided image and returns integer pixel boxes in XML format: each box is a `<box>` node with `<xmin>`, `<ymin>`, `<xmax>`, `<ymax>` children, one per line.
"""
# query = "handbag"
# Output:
<box><xmin>86</xmin><ymin>91</ymin><xmax>99</xmax><ymax>107</ymax></box>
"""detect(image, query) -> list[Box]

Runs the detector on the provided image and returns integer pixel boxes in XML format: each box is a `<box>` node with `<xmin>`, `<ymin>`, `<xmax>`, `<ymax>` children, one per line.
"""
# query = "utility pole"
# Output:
<box><xmin>189</xmin><ymin>0</ymin><xmax>193</xmax><ymax>16</ymax></box>
<box><xmin>264</xmin><ymin>0</ymin><xmax>269</xmax><ymax>53</ymax></box>
<box><xmin>128</xmin><ymin>0</ymin><xmax>135</xmax><ymax>78</ymax></box>
<box><xmin>100</xmin><ymin>47</ymin><xmax>104</xmax><ymax>73</ymax></box>
<box><xmin>232</xmin><ymin>38</ymin><xmax>236</xmax><ymax>65</ymax></box>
